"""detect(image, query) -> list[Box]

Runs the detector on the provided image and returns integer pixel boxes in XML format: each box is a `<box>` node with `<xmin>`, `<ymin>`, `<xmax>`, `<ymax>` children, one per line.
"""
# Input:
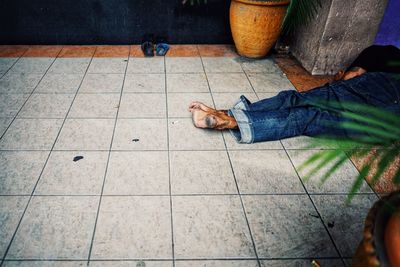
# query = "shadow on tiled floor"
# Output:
<box><xmin>0</xmin><ymin>45</ymin><xmax>379</xmax><ymax>267</ymax></box>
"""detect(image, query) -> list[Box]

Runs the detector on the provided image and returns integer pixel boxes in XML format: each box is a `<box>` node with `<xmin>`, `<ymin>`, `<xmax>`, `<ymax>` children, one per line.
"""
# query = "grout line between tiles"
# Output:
<box><xmin>86</xmin><ymin>46</ymin><xmax>130</xmax><ymax>266</ymax></box>
<box><xmin>240</xmin><ymin>61</ymin><xmax>260</xmax><ymax>100</ymax></box>
<box><xmin>1</xmin><ymin>148</ymin><xmax>384</xmax><ymax>154</ymax></box>
<box><xmin>0</xmin><ymin>90</ymin><xmax>285</xmax><ymax>95</ymax></box>
<box><xmin>280</xmin><ymin>140</ymin><xmax>347</xmax><ymax>266</ymax></box>
<box><xmin>346</xmin><ymin>153</ymin><xmax>379</xmax><ymax>197</ymax></box>
<box><xmin>199</xmin><ymin>54</ymin><xmax>262</xmax><ymax>267</ymax></box>
<box><xmin>0</xmin><ymin>62</ymin><xmax>55</xmax><ymax>141</ymax></box>
<box><xmin>0</xmin><ymin>47</ymin><xmax>79</xmax><ymax>266</ymax></box>
<box><xmin>0</xmin><ymin>192</ymin><xmax>377</xmax><ymax>197</ymax></box>
<box><xmin>164</xmin><ymin>55</ymin><xmax>176</xmax><ymax>267</ymax></box>
<box><xmin>1</xmin><ymin>256</ymin><xmax>346</xmax><ymax>262</ymax></box>
<box><xmin>0</xmin><ymin>55</ymin><xmax>24</xmax><ymax>80</ymax></box>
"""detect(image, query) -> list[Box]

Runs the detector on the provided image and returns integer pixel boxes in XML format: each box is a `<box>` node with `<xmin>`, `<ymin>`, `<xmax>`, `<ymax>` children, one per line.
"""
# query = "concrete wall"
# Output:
<box><xmin>290</xmin><ymin>0</ymin><xmax>388</xmax><ymax>75</ymax></box>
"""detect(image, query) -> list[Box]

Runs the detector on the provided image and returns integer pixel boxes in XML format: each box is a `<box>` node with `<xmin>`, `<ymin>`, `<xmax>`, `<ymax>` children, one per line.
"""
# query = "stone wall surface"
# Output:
<box><xmin>290</xmin><ymin>0</ymin><xmax>388</xmax><ymax>75</ymax></box>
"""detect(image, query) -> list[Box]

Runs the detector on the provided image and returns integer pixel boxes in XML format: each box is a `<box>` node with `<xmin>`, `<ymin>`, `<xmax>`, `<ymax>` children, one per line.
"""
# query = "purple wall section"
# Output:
<box><xmin>374</xmin><ymin>0</ymin><xmax>400</xmax><ymax>48</ymax></box>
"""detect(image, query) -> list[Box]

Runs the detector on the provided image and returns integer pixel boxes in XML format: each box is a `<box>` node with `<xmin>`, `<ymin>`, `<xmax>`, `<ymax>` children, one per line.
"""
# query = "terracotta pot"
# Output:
<box><xmin>352</xmin><ymin>192</ymin><xmax>400</xmax><ymax>267</ymax></box>
<box><xmin>385</xmin><ymin>211</ymin><xmax>400</xmax><ymax>266</ymax></box>
<box><xmin>230</xmin><ymin>0</ymin><xmax>289</xmax><ymax>58</ymax></box>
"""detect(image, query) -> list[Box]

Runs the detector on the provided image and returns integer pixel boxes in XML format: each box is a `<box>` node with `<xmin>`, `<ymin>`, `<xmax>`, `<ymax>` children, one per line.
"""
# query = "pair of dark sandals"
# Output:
<box><xmin>141</xmin><ymin>42</ymin><xmax>169</xmax><ymax>57</ymax></box>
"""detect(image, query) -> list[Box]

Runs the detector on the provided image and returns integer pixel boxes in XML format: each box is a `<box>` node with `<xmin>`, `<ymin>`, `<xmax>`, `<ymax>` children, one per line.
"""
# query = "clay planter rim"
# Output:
<box><xmin>232</xmin><ymin>0</ymin><xmax>290</xmax><ymax>7</ymax></box>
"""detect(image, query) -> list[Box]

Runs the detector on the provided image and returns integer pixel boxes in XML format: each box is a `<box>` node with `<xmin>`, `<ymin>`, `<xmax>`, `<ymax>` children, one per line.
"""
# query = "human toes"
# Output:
<box><xmin>188</xmin><ymin>101</ymin><xmax>202</xmax><ymax>112</ymax></box>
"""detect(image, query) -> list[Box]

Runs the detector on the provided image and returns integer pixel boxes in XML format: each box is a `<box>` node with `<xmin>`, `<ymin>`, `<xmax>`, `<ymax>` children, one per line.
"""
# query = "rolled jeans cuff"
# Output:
<box><xmin>228</xmin><ymin>108</ymin><xmax>254</xmax><ymax>144</ymax></box>
<box><xmin>232</xmin><ymin>95</ymin><xmax>251</xmax><ymax>110</ymax></box>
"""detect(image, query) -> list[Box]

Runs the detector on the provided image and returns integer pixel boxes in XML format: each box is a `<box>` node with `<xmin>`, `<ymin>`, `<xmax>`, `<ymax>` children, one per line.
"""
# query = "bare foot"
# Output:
<box><xmin>189</xmin><ymin>102</ymin><xmax>237</xmax><ymax>130</ymax></box>
<box><xmin>188</xmin><ymin>101</ymin><xmax>212</xmax><ymax>112</ymax></box>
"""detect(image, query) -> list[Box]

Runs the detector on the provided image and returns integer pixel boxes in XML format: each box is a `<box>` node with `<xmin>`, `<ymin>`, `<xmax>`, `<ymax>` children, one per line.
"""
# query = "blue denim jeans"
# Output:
<box><xmin>229</xmin><ymin>72</ymin><xmax>400</xmax><ymax>143</ymax></box>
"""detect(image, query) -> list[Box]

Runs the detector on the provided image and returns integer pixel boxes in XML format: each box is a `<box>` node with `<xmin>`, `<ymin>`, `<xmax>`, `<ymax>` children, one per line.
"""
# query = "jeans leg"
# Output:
<box><xmin>229</xmin><ymin>106</ymin><xmax>347</xmax><ymax>143</ymax></box>
<box><xmin>245</xmin><ymin>85</ymin><xmax>336</xmax><ymax>112</ymax></box>
<box><xmin>246</xmin><ymin>90</ymin><xmax>306</xmax><ymax>111</ymax></box>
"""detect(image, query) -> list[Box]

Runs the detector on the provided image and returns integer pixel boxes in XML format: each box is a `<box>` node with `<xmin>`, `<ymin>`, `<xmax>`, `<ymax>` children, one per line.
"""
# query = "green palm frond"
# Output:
<box><xmin>282</xmin><ymin>0</ymin><xmax>322</xmax><ymax>34</ymax></box>
<box><xmin>301</xmin><ymin>102</ymin><xmax>400</xmax><ymax>202</ymax></box>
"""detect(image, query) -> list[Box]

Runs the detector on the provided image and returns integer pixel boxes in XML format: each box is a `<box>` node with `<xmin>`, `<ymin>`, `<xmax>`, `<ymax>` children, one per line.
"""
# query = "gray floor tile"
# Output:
<box><xmin>0</xmin><ymin>94</ymin><xmax>30</xmax><ymax>117</ymax></box>
<box><xmin>175</xmin><ymin>260</ymin><xmax>258</xmax><ymax>267</ymax></box>
<box><xmin>287</xmin><ymin>149</ymin><xmax>372</xmax><ymax>194</ymax></box>
<box><xmin>0</xmin><ymin>73</ymin><xmax>43</xmax><ymax>93</ymax></box>
<box><xmin>168</xmin><ymin>119</ymin><xmax>225</xmax><ymax>150</ymax></box>
<box><xmin>0</xmin><ymin>58</ymin><xmax>18</xmax><ymax>73</ymax></box>
<box><xmin>229</xmin><ymin>150</ymin><xmax>305</xmax><ymax>194</ymax></box>
<box><xmin>80</xmin><ymin>73</ymin><xmax>124</xmax><ymax>93</ymax></box>
<box><xmin>9</xmin><ymin>58</ymin><xmax>54</xmax><ymax>74</ymax></box>
<box><xmin>68</xmin><ymin>94</ymin><xmax>120</xmax><ymax>118</ymax></box>
<box><xmin>0</xmin><ymin>55</ymin><xmax>377</xmax><ymax>262</ymax></box>
<box><xmin>35</xmin><ymin>73</ymin><xmax>84</xmax><ymax>93</ymax></box>
<box><xmin>207</xmin><ymin>73</ymin><xmax>253</xmax><ymax>93</ymax></box>
<box><xmin>222</xmin><ymin>132</ymin><xmax>283</xmax><ymax>150</ymax></box>
<box><xmin>48</xmin><ymin>58</ymin><xmax>91</xmax><ymax>74</ymax></box>
<box><xmin>119</xmin><ymin>93</ymin><xmax>166</xmax><ymax>118</ymax></box>
<box><xmin>166</xmin><ymin>57</ymin><xmax>203</xmax><ymax>73</ymax></box>
<box><xmin>247</xmin><ymin>73</ymin><xmax>294</xmax><ymax>93</ymax></box>
<box><xmin>167</xmin><ymin>73</ymin><xmax>209</xmax><ymax>93</ymax></box>
<box><xmin>242</xmin><ymin>195</ymin><xmax>338</xmax><ymax>258</ymax></box>
<box><xmin>0</xmin><ymin>151</ymin><xmax>49</xmax><ymax>195</ymax></box>
<box><xmin>2</xmin><ymin>261</ymin><xmax>87</xmax><ymax>267</ymax></box>
<box><xmin>112</xmin><ymin>119</ymin><xmax>167</xmax><ymax>151</ymax></box>
<box><xmin>6</xmin><ymin>196</ymin><xmax>97</xmax><ymax>259</ymax></box>
<box><xmin>0</xmin><ymin>117</ymin><xmax>13</xmax><ymax>136</ymax></box>
<box><xmin>90</xmin><ymin>262</ymin><xmax>172</xmax><ymax>267</ymax></box>
<box><xmin>0</xmin><ymin>119</ymin><xmax>63</xmax><ymax>150</ymax></box>
<box><xmin>88</xmin><ymin>58</ymin><xmax>127</xmax><ymax>74</ymax></box>
<box><xmin>55</xmin><ymin>119</ymin><xmax>115</xmax><ymax>150</ymax></box>
<box><xmin>91</xmin><ymin>196</ymin><xmax>172</xmax><ymax>259</ymax></box>
<box><xmin>123</xmin><ymin>74</ymin><xmax>165</xmax><ymax>93</ymax></box>
<box><xmin>167</xmin><ymin>93</ymin><xmax>213</xmax><ymax>118</ymax></box>
<box><xmin>104</xmin><ymin>151</ymin><xmax>169</xmax><ymax>195</ymax></box>
<box><xmin>0</xmin><ymin>196</ymin><xmax>29</xmax><ymax>258</ymax></box>
<box><xmin>127</xmin><ymin>58</ymin><xmax>165</xmax><ymax>74</ymax></box>
<box><xmin>212</xmin><ymin>92</ymin><xmax>257</xmax><ymax>110</ymax></box>
<box><xmin>281</xmin><ymin>136</ymin><xmax>336</xmax><ymax>150</ymax></box>
<box><xmin>256</xmin><ymin>92</ymin><xmax>280</xmax><ymax>101</ymax></box>
<box><xmin>260</xmin><ymin>259</ymin><xmax>345</xmax><ymax>267</ymax></box>
<box><xmin>311</xmin><ymin>194</ymin><xmax>377</xmax><ymax>257</ymax></box>
<box><xmin>18</xmin><ymin>94</ymin><xmax>74</xmax><ymax>118</ymax></box>
<box><xmin>170</xmin><ymin>151</ymin><xmax>236</xmax><ymax>194</ymax></box>
<box><xmin>202</xmin><ymin>58</ymin><xmax>243</xmax><ymax>73</ymax></box>
<box><xmin>35</xmin><ymin>151</ymin><xmax>109</xmax><ymax>195</ymax></box>
<box><xmin>173</xmin><ymin>195</ymin><xmax>255</xmax><ymax>259</ymax></box>
<box><xmin>240</xmin><ymin>58</ymin><xmax>283</xmax><ymax>74</ymax></box>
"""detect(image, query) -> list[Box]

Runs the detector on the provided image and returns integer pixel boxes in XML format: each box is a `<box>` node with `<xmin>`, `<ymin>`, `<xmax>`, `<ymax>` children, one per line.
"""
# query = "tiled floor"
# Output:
<box><xmin>0</xmin><ymin>45</ymin><xmax>379</xmax><ymax>267</ymax></box>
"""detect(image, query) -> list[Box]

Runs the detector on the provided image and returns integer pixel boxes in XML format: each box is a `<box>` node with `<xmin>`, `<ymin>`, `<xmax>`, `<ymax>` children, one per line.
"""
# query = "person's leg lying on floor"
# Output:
<box><xmin>188</xmin><ymin>77</ymin><xmax>340</xmax><ymax>132</ymax></box>
<box><xmin>228</xmin><ymin>105</ymin><xmax>348</xmax><ymax>143</ymax></box>
<box><xmin>189</xmin><ymin>72</ymin><xmax>400</xmax><ymax>143</ymax></box>
<box><xmin>187</xmin><ymin>88</ymin><xmax>313</xmax><ymax>129</ymax></box>
<box><xmin>189</xmin><ymin>100</ymin><xmax>347</xmax><ymax>143</ymax></box>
